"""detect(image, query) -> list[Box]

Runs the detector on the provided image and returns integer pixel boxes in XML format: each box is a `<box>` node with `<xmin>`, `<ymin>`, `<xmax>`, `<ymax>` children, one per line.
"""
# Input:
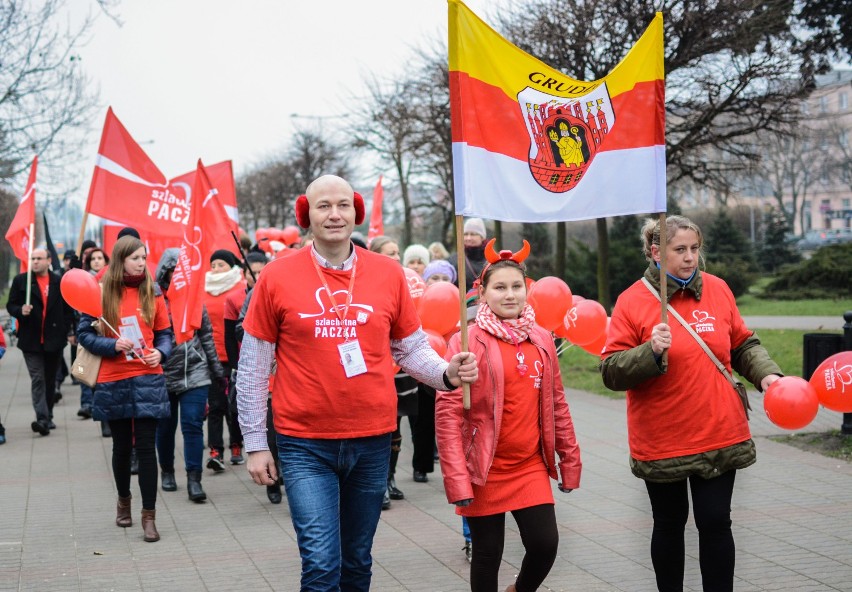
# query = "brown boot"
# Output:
<box><xmin>140</xmin><ymin>509</ymin><xmax>159</xmax><ymax>542</ymax></box>
<box><xmin>116</xmin><ymin>495</ymin><xmax>132</xmax><ymax>527</ymax></box>
<box><xmin>505</xmin><ymin>586</ymin><xmax>517</xmax><ymax>592</ymax></box>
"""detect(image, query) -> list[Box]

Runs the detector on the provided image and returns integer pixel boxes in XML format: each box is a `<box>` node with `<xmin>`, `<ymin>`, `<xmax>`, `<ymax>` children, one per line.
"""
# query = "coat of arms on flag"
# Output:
<box><xmin>519</xmin><ymin>84</ymin><xmax>615</xmax><ymax>193</ymax></box>
<box><xmin>449</xmin><ymin>0</ymin><xmax>665</xmax><ymax>223</ymax></box>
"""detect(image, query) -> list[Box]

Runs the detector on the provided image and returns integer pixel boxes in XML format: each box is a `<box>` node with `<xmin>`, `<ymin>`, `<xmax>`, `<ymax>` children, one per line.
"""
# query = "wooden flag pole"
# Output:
<box><xmin>454</xmin><ymin>214</ymin><xmax>471</xmax><ymax>410</ymax></box>
<box><xmin>25</xmin><ymin>222</ymin><xmax>35</xmax><ymax>306</ymax></box>
<box><xmin>658</xmin><ymin>212</ymin><xmax>668</xmax><ymax>366</ymax></box>
<box><xmin>76</xmin><ymin>211</ymin><xmax>90</xmax><ymax>258</ymax></box>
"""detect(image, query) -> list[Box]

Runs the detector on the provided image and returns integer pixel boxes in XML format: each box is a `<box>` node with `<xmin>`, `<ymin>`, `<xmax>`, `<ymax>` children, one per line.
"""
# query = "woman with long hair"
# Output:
<box><xmin>77</xmin><ymin>236</ymin><xmax>173</xmax><ymax>542</ymax></box>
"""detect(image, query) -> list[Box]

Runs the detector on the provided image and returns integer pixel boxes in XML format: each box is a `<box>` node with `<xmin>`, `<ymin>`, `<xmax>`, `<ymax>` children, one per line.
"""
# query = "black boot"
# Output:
<box><xmin>161</xmin><ymin>470</ymin><xmax>177</xmax><ymax>492</ymax></box>
<box><xmin>387</xmin><ymin>445</ymin><xmax>404</xmax><ymax>499</ymax></box>
<box><xmin>187</xmin><ymin>470</ymin><xmax>207</xmax><ymax>503</ymax></box>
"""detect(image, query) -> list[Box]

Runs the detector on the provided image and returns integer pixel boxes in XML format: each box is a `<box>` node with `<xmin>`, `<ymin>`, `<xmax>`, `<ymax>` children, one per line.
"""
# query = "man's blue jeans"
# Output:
<box><xmin>156</xmin><ymin>387</ymin><xmax>208</xmax><ymax>472</ymax></box>
<box><xmin>276</xmin><ymin>433</ymin><xmax>391</xmax><ymax>592</ymax></box>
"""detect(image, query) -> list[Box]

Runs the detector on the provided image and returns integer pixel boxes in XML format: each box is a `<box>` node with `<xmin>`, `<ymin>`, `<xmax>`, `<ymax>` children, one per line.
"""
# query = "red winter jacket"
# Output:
<box><xmin>436</xmin><ymin>324</ymin><xmax>582</xmax><ymax>504</ymax></box>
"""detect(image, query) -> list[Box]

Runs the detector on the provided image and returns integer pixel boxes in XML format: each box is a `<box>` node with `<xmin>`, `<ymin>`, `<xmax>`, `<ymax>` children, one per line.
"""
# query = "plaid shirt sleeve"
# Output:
<box><xmin>236</xmin><ymin>333</ymin><xmax>275</xmax><ymax>452</ymax></box>
<box><xmin>391</xmin><ymin>328</ymin><xmax>450</xmax><ymax>390</ymax></box>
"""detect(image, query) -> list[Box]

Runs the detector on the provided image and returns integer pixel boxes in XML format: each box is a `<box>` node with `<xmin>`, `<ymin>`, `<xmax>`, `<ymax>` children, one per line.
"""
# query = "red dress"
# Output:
<box><xmin>459</xmin><ymin>339</ymin><xmax>553</xmax><ymax>517</ymax></box>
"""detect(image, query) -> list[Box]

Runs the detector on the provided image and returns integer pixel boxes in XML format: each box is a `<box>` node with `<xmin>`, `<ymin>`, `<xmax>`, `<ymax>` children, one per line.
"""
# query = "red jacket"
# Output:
<box><xmin>436</xmin><ymin>324</ymin><xmax>582</xmax><ymax>504</ymax></box>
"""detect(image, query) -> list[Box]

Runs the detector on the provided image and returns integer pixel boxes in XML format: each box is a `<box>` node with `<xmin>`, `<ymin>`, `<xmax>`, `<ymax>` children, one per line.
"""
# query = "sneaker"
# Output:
<box><xmin>230</xmin><ymin>443</ymin><xmax>245</xmax><ymax>465</ymax></box>
<box><xmin>207</xmin><ymin>449</ymin><xmax>226</xmax><ymax>472</ymax></box>
<box><xmin>463</xmin><ymin>541</ymin><xmax>472</xmax><ymax>563</ymax></box>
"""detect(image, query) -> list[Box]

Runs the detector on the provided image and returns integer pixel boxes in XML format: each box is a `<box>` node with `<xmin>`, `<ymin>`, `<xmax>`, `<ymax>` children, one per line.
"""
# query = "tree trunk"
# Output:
<box><xmin>596</xmin><ymin>217</ymin><xmax>610</xmax><ymax>310</ymax></box>
<box><xmin>555</xmin><ymin>222</ymin><xmax>566</xmax><ymax>280</ymax></box>
<box><xmin>493</xmin><ymin>220</ymin><xmax>502</xmax><ymax>246</ymax></box>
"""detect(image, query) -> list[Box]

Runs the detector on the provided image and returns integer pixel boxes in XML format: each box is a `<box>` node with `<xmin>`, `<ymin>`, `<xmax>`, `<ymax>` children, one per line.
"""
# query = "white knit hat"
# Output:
<box><xmin>463</xmin><ymin>217</ymin><xmax>487</xmax><ymax>239</ymax></box>
<box><xmin>402</xmin><ymin>244</ymin><xmax>430</xmax><ymax>267</ymax></box>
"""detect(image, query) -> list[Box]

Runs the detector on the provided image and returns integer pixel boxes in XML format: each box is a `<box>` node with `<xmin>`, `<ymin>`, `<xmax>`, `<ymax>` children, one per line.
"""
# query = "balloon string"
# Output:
<box><xmin>98</xmin><ymin>316</ymin><xmax>141</xmax><ymax>360</ymax></box>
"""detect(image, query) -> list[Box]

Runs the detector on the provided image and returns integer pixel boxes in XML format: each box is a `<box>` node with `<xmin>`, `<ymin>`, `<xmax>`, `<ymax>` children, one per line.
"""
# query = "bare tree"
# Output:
<box><xmin>0</xmin><ymin>0</ymin><xmax>100</xmax><ymax>190</ymax></box>
<box><xmin>348</xmin><ymin>77</ymin><xmax>428</xmax><ymax>247</ymax></box>
<box><xmin>236</xmin><ymin>129</ymin><xmax>350</xmax><ymax>232</ymax></box>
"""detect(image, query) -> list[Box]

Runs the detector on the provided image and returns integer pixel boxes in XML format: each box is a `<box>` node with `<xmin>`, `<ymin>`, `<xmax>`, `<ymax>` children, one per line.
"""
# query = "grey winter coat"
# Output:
<box><xmin>155</xmin><ymin>248</ymin><xmax>225</xmax><ymax>395</ymax></box>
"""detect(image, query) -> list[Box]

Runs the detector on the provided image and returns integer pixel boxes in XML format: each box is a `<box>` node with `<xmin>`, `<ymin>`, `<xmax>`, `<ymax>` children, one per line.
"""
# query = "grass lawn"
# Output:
<box><xmin>736</xmin><ymin>277</ymin><xmax>852</xmax><ymax>316</ymax></box>
<box><xmin>558</xmin><ymin>328</ymin><xmax>840</xmax><ymax>399</ymax></box>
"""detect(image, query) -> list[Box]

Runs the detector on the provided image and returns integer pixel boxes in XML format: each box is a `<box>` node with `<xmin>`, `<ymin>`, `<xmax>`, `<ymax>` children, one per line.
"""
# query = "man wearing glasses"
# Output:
<box><xmin>7</xmin><ymin>248</ymin><xmax>75</xmax><ymax>435</ymax></box>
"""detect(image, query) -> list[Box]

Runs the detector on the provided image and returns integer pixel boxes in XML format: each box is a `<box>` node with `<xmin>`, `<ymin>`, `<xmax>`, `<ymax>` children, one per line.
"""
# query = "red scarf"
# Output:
<box><xmin>475</xmin><ymin>301</ymin><xmax>536</xmax><ymax>344</ymax></box>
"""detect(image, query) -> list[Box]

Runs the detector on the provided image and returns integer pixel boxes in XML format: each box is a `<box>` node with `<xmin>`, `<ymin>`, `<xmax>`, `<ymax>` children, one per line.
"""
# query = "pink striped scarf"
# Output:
<box><xmin>475</xmin><ymin>301</ymin><xmax>536</xmax><ymax>344</ymax></box>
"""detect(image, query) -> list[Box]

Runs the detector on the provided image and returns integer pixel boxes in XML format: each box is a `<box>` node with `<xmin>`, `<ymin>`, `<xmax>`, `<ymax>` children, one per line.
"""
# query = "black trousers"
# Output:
<box><xmin>466</xmin><ymin>504</ymin><xmax>559</xmax><ymax>592</ymax></box>
<box><xmin>110</xmin><ymin>417</ymin><xmax>159</xmax><ymax>510</ymax></box>
<box><xmin>208</xmin><ymin>363</ymin><xmax>241</xmax><ymax>452</ymax></box>
<box><xmin>645</xmin><ymin>470</ymin><xmax>737</xmax><ymax>592</ymax></box>
<box><xmin>411</xmin><ymin>383</ymin><xmax>436</xmax><ymax>474</ymax></box>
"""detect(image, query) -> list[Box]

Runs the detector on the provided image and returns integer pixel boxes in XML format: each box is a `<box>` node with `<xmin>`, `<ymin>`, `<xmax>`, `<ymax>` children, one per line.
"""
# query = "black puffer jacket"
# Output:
<box><xmin>155</xmin><ymin>249</ymin><xmax>224</xmax><ymax>395</ymax></box>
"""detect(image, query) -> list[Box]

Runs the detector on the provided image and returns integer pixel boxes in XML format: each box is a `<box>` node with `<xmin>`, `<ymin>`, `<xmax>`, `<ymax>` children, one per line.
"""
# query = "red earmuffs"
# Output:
<box><xmin>295</xmin><ymin>192</ymin><xmax>365</xmax><ymax>229</ymax></box>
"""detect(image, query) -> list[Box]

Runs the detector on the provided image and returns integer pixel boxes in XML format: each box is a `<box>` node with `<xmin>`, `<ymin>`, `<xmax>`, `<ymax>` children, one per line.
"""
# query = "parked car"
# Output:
<box><xmin>796</xmin><ymin>228</ymin><xmax>852</xmax><ymax>252</ymax></box>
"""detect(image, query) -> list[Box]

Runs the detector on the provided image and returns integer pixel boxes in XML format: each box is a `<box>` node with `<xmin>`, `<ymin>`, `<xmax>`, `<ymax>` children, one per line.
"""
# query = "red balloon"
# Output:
<box><xmin>255</xmin><ymin>228</ymin><xmax>273</xmax><ymax>253</ymax></box>
<box><xmin>809</xmin><ymin>352</ymin><xmax>852</xmax><ymax>412</ymax></box>
<box><xmin>527</xmin><ymin>276</ymin><xmax>572</xmax><ymax>331</ymax></box>
<box><xmin>525</xmin><ymin>277</ymin><xmax>536</xmax><ymax>292</ymax></box>
<box><xmin>579</xmin><ymin>318</ymin><xmax>610</xmax><ymax>355</ymax></box>
<box><xmin>403</xmin><ymin>267</ymin><xmax>426</xmax><ymax>310</ymax></box>
<box><xmin>419</xmin><ymin>282</ymin><xmax>461</xmax><ymax>336</ymax></box>
<box><xmin>424</xmin><ymin>329</ymin><xmax>448</xmax><ymax>358</ymax></box>
<box><xmin>282</xmin><ymin>225</ymin><xmax>301</xmax><ymax>246</ymax></box>
<box><xmin>763</xmin><ymin>376</ymin><xmax>819</xmax><ymax>430</ymax></box>
<box><xmin>60</xmin><ymin>269</ymin><xmax>102</xmax><ymax>317</ymax></box>
<box><xmin>563</xmin><ymin>300</ymin><xmax>608</xmax><ymax>346</ymax></box>
<box><xmin>571</xmin><ymin>294</ymin><xmax>585</xmax><ymax>304</ymax></box>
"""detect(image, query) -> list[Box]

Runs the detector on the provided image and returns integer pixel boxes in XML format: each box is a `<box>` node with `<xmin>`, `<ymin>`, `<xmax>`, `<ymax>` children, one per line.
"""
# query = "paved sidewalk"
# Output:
<box><xmin>1</xmin><ymin>345</ymin><xmax>851</xmax><ymax>591</ymax></box>
<box><xmin>742</xmin><ymin>316</ymin><xmax>847</xmax><ymax>331</ymax></box>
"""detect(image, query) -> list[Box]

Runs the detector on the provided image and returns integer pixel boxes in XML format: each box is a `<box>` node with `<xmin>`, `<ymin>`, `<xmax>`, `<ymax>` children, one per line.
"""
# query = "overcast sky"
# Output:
<box><xmin>61</xmin><ymin>0</ymin><xmax>493</xmax><ymax>196</ymax></box>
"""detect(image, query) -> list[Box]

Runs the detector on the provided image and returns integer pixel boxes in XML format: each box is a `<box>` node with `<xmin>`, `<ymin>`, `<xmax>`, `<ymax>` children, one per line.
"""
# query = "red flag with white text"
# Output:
<box><xmin>5</xmin><ymin>156</ymin><xmax>37</xmax><ymax>272</ymax></box>
<box><xmin>367</xmin><ymin>176</ymin><xmax>384</xmax><ymax>246</ymax></box>
<box><xmin>167</xmin><ymin>161</ymin><xmax>233</xmax><ymax>344</ymax></box>
<box><xmin>85</xmin><ymin>108</ymin><xmax>239</xmax><ymax>238</ymax></box>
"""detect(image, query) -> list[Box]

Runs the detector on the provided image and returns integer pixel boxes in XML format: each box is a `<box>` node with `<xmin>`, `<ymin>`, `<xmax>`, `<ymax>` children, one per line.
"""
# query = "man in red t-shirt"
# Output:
<box><xmin>237</xmin><ymin>175</ymin><xmax>477</xmax><ymax>591</ymax></box>
<box><xmin>7</xmin><ymin>248</ymin><xmax>75</xmax><ymax>435</ymax></box>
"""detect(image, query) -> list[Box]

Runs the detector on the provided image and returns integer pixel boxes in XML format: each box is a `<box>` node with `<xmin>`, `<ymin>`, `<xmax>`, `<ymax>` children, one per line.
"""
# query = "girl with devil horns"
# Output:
<box><xmin>435</xmin><ymin>240</ymin><xmax>582</xmax><ymax>592</ymax></box>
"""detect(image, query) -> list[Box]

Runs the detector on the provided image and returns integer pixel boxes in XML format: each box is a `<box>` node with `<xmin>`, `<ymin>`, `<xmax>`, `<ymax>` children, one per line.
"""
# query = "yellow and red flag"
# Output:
<box><xmin>367</xmin><ymin>176</ymin><xmax>384</xmax><ymax>246</ymax></box>
<box><xmin>449</xmin><ymin>0</ymin><xmax>665</xmax><ymax>222</ymax></box>
<box><xmin>85</xmin><ymin>108</ymin><xmax>239</xmax><ymax>239</ymax></box>
<box><xmin>5</xmin><ymin>156</ymin><xmax>38</xmax><ymax>272</ymax></box>
<box><xmin>167</xmin><ymin>160</ymin><xmax>234</xmax><ymax>344</ymax></box>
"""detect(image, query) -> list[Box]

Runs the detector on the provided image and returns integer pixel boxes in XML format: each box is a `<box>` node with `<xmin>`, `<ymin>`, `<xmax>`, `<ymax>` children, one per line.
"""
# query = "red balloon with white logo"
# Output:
<box><xmin>403</xmin><ymin>267</ymin><xmax>427</xmax><ymax>310</ymax></box>
<box><xmin>562</xmin><ymin>299</ymin><xmax>607</xmax><ymax>346</ymax></box>
<box><xmin>763</xmin><ymin>376</ymin><xmax>820</xmax><ymax>430</ymax></box>
<box><xmin>808</xmin><ymin>351</ymin><xmax>852</xmax><ymax>413</ymax></box>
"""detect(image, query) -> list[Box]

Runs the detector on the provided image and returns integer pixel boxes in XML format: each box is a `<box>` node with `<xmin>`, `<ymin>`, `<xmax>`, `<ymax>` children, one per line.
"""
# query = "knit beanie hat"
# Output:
<box><xmin>117</xmin><ymin>227</ymin><xmax>141</xmax><ymax>240</ymax></box>
<box><xmin>463</xmin><ymin>217</ymin><xmax>487</xmax><ymax>239</ymax></box>
<box><xmin>402</xmin><ymin>244</ymin><xmax>430</xmax><ymax>267</ymax></box>
<box><xmin>210</xmin><ymin>249</ymin><xmax>237</xmax><ymax>268</ymax></box>
<box><xmin>423</xmin><ymin>260</ymin><xmax>457</xmax><ymax>283</ymax></box>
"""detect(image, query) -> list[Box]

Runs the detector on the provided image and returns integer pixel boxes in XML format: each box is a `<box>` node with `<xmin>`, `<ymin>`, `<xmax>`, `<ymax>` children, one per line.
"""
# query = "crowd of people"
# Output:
<box><xmin>1</xmin><ymin>176</ymin><xmax>785</xmax><ymax>592</ymax></box>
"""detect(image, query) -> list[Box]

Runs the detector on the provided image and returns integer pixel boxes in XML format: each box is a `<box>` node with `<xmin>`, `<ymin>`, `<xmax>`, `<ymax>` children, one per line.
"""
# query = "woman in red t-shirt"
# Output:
<box><xmin>436</xmin><ymin>244</ymin><xmax>581</xmax><ymax>592</ymax></box>
<box><xmin>76</xmin><ymin>236</ymin><xmax>172</xmax><ymax>543</ymax></box>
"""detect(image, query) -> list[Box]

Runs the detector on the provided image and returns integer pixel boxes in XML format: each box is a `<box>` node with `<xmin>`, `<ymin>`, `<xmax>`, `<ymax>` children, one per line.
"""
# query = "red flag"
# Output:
<box><xmin>5</xmin><ymin>156</ymin><xmax>37</xmax><ymax>272</ymax></box>
<box><xmin>167</xmin><ymin>161</ymin><xmax>233</xmax><ymax>344</ymax></box>
<box><xmin>85</xmin><ymin>108</ymin><xmax>239</xmax><ymax>239</ymax></box>
<box><xmin>367</xmin><ymin>176</ymin><xmax>384</xmax><ymax>245</ymax></box>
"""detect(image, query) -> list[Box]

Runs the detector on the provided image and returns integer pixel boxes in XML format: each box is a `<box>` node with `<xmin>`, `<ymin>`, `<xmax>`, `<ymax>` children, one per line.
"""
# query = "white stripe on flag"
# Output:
<box><xmin>95</xmin><ymin>154</ymin><xmax>168</xmax><ymax>188</ymax></box>
<box><xmin>453</xmin><ymin>144</ymin><xmax>666</xmax><ymax>223</ymax></box>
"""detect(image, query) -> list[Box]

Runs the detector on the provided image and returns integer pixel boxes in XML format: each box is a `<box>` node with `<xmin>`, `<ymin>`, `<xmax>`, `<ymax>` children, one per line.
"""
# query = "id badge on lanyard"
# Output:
<box><xmin>313</xmin><ymin>254</ymin><xmax>367</xmax><ymax>378</ymax></box>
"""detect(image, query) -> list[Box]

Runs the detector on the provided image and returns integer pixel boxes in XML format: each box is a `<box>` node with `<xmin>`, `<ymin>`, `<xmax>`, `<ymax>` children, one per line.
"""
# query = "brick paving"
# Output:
<box><xmin>1</xmin><ymin>336</ymin><xmax>851</xmax><ymax>591</ymax></box>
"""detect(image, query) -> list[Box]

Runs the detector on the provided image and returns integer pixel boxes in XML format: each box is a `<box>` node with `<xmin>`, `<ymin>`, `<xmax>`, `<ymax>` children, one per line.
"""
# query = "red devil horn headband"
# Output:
<box><xmin>483</xmin><ymin>238</ymin><xmax>531</xmax><ymax>264</ymax></box>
